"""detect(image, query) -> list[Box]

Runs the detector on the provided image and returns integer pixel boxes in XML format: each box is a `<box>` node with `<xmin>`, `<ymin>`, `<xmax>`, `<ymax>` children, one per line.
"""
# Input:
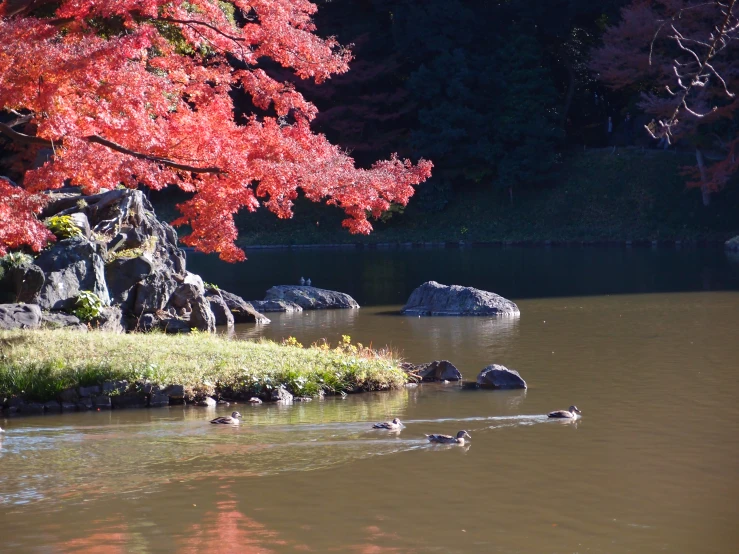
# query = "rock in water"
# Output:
<box><xmin>264</xmin><ymin>285</ymin><xmax>359</xmax><ymax>310</ymax></box>
<box><xmin>476</xmin><ymin>364</ymin><xmax>527</xmax><ymax>389</ymax></box>
<box><xmin>401</xmin><ymin>281</ymin><xmax>519</xmax><ymax>316</ymax></box>
<box><xmin>401</xmin><ymin>360</ymin><xmax>463</xmax><ymax>382</ymax></box>
<box><xmin>219</xmin><ymin>290</ymin><xmax>270</xmax><ymax>324</ymax></box>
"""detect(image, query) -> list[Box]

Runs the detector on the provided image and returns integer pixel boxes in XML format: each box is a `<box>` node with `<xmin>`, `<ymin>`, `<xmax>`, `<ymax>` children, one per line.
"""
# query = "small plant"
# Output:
<box><xmin>282</xmin><ymin>336</ymin><xmax>303</xmax><ymax>348</ymax></box>
<box><xmin>45</xmin><ymin>215</ymin><xmax>82</xmax><ymax>239</ymax></box>
<box><xmin>73</xmin><ymin>290</ymin><xmax>104</xmax><ymax>322</ymax></box>
<box><xmin>0</xmin><ymin>251</ymin><xmax>34</xmax><ymax>268</ymax></box>
<box><xmin>203</xmin><ymin>282</ymin><xmax>220</xmax><ymax>290</ymax></box>
<box><xmin>76</xmin><ymin>198</ymin><xmax>88</xmax><ymax>210</ymax></box>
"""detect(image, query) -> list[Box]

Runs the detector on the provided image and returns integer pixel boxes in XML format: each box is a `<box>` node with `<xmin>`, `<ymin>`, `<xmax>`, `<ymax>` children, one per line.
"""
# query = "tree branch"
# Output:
<box><xmin>0</xmin><ymin>122</ymin><xmax>224</xmax><ymax>174</ymax></box>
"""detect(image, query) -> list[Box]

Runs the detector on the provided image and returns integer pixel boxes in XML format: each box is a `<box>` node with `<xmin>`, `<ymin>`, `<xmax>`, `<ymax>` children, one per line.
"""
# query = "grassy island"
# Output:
<box><xmin>0</xmin><ymin>330</ymin><xmax>406</xmax><ymax>404</ymax></box>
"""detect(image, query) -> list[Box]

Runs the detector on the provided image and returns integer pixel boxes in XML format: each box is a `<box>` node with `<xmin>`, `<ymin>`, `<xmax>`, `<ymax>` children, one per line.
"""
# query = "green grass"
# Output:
<box><xmin>154</xmin><ymin>149</ymin><xmax>738</xmax><ymax>246</ymax></box>
<box><xmin>0</xmin><ymin>330</ymin><xmax>407</xmax><ymax>403</ymax></box>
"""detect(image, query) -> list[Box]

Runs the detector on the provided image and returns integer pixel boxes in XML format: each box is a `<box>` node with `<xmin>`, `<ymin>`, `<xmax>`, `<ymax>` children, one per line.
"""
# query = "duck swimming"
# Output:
<box><xmin>426</xmin><ymin>430</ymin><xmax>471</xmax><ymax>445</ymax></box>
<box><xmin>211</xmin><ymin>411</ymin><xmax>242</xmax><ymax>425</ymax></box>
<box><xmin>548</xmin><ymin>405</ymin><xmax>582</xmax><ymax>419</ymax></box>
<box><xmin>372</xmin><ymin>418</ymin><xmax>403</xmax><ymax>430</ymax></box>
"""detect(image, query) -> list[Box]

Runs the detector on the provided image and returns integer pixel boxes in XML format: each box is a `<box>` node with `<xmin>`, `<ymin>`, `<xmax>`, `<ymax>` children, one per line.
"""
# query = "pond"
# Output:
<box><xmin>2</xmin><ymin>246</ymin><xmax>738</xmax><ymax>553</ymax></box>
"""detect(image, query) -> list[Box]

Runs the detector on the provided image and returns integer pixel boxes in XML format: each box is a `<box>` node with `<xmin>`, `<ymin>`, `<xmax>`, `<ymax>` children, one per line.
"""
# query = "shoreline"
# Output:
<box><xmin>184</xmin><ymin>239</ymin><xmax>730</xmax><ymax>252</ymax></box>
<box><xmin>0</xmin><ymin>330</ymin><xmax>408</xmax><ymax>419</ymax></box>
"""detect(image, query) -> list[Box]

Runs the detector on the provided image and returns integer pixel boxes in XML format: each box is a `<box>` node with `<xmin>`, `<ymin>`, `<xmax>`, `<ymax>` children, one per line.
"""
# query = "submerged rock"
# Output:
<box><xmin>401</xmin><ymin>360</ymin><xmax>463</xmax><ymax>382</ymax></box>
<box><xmin>476</xmin><ymin>364</ymin><xmax>527</xmax><ymax>390</ymax></box>
<box><xmin>401</xmin><ymin>281</ymin><xmax>519</xmax><ymax>317</ymax></box>
<box><xmin>264</xmin><ymin>285</ymin><xmax>359</xmax><ymax>310</ymax></box>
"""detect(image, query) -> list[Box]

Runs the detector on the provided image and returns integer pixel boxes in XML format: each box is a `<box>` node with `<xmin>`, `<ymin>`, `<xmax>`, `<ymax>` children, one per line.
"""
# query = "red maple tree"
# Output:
<box><xmin>0</xmin><ymin>0</ymin><xmax>432</xmax><ymax>260</ymax></box>
<box><xmin>590</xmin><ymin>0</ymin><xmax>738</xmax><ymax>204</ymax></box>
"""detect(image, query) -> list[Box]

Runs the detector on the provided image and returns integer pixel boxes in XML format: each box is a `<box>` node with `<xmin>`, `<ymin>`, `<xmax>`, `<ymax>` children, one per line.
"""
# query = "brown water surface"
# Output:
<box><xmin>2</xmin><ymin>251</ymin><xmax>739</xmax><ymax>553</ymax></box>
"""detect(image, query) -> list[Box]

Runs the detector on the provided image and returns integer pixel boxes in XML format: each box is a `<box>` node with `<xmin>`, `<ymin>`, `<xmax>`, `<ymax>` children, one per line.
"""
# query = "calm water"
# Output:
<box><xmin>2</xmin><ymin>247</ymin><xmax>739</xmax><ymax>553</ymax></box>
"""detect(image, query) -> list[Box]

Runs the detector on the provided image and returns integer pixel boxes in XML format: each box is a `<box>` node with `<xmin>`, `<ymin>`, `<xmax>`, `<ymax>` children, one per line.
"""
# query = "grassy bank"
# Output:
<box><xmin>154</xmin><ymin>148</ymin><xmax>737</xmax><ymax>246</ymax></box>
<box><xmin>0</xmin><ymin>330</ymin><xmax>406</xmax><ymax>403</ymax></box>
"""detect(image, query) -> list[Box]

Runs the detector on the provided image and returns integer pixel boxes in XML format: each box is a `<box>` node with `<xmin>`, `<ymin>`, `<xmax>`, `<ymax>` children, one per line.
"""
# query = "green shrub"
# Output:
<box><xmin>73</xmin><ymin>291</ymin><xmax>104</xmax><ymax>322</ymax></box>
<box><xmin>0</xmin><ymin>251</ymin><xmax>34</xmax><ymax>268</ymax></box>
<box><xmin>45</xmin><ymin>215</ymin><xmax>82</xmax><ymax>239</ymax></box>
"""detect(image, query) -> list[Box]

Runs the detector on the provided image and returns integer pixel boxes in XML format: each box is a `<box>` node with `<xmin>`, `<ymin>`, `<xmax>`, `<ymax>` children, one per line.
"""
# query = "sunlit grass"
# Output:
<box><xmin>0</xmin><ymin>330</ymin><xmax>406</xmax><ymax>402</ymax></box>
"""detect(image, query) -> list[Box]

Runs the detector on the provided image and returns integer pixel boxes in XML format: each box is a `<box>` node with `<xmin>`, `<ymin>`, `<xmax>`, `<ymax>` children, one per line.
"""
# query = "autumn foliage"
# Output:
<box><xmin>0</xmin><ymin>0</ymin><xmax>432</xmax><ymax>260</ymax></box>
<box><xmin>590</xmin><ymin>0</ymin><xmax>738</xmax><ymax>194</ymax></box>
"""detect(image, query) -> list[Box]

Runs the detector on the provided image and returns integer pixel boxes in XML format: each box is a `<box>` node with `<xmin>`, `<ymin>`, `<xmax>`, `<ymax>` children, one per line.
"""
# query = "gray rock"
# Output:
<box><xmin>183</xmin><ymin>272</ymin><xmax>205</xmax><ymax>296</ymax></box>
<box><xmin>77</xmin><ymin>397</ymin><xmax>93</xmax><ymax>410</ymax></box>
<box><xmin>197</xmin><ymin>396</ymin><xmax>217</xmax><ymax>407</ymax></box>
<box><xmin>149</xmin><ymin>393</ymin><xmax>170</xmax><ymax>407</ymax></box>
<box><xmin>402</xmin><ymin>360</ymin><xmax>463</xmax><ymax>382</ymax></box>
<box><xmin>264</xmin><ymin>285</ymin><xmax>359</xmax><ymax>310</ymax></box>
<box><xmin>78</xmin><ymin>385</ymin><xmax>101</xmax><ymax>397</ymax></box>
<box><xmin>162</xmin><ymin>384</ymin><xmax>185</xmax><ymax>398</ymax></box>
<box><xmin>111</xmin><ymin>394</ymin><xmax>148</xmax><ymax>409</ymax></box>
<box><xmin>91</xmin><ymin>306</ymin><xmax>124</xmax><ymax>333</ymax></box>
<box><xmin>219</xmin><ymin>290</ymin><xmax>270</xmax><ymax>324</ymax></box>
<box><xmin>58</xmin><ymin>387</ymin><xmax>79</xmax><ymax>403</ymax></box>
<box><xmin>142</xmin><ymin>383</ymin><xmax>160</xmax><ymax>395</ymax></box>
<box><xmin>160</xmin><ymin>317</ymin><xmax>192</xmax><ymax>333</ymax></box>
<box><xmin>401</xmin><ymin>281</ymin><xmax>519</xmax><ymax>317</ymax></box>
<box><xmin>41</xmin><ymin>311</ymin><xmax>87</xmax><ymax>331</ymax></box>
<box><xmin>105</xmin><ymin>256</ymin><xmax>154</xmax><ymax>307</ymax></box>
<box><xmin>69</xmin><ymin>212</ymin><xmax>91</xmax><ymax>238</ymax></box>
<box><xmin>0</xmin><ymin>304</ymin><xmax>42</xmax><ymax>330</ymax></box>
<box><xmin>102</xmin><ymin>380</ymin><xmax>128</xmax><ymax>394</ymax></box>
<box><xmin>247</xmin><ymin>299</ymin><xmax>303</xmax><ymax>313</ymax></box>
<box><xmin>135</xmin><ymin>313</ymin><xmax>159</xmax><ymax>332</ymax></box>
<box><xmin>271</xmin><ymin>386</ymin><xmax>293</xmax><ymax>403</ymax></box>
<box><xmin>25</xmin><ymin>402</ymin><xmax>45</xmax><ymax>414</ymax></box>
<box><xmin>726</xmin><ymin>236</ymin><xmax>739</xmax><ymax>252</ymax></box>
<box><xmin>1</xmin><ymin>264</ymin><xmax>45</xmax><ymax>304</ymax></box>
<box><xmin>44</xmin><ymin>400</ymin><xmax>61</xmax><ymax>412</ymax></box>
<box><xmin>134</xmin><ymin>270</ymin><xmax>177</xmax><ymax>315</ymax></box>
<box><xmin>34</xmin><ymin>237</ymin><xmax>110</xmax><ymax>310</ymax></box>
<box><xmin>189</xmin><ymin>295</ymin><xmax>215</xmax><ymax>332</ymax></box>
<box><xmin>168</xmin><ymin>283</ymin><xmax>200</xmax><ymax>311</ymax></box>
<box><xmin>294</xmin><ymin>396</ymin><xmax>313</xmax><ymax>402</ymax></box>
<box><xmin>476</xmin><ymin>364</ymin><xmax>527</xmax><ymax>390</ymax></box>
<box><xmin>92</xmin><ymin>395</ymin><xmax>112</xmax><ymax>409</ymax></box>
<box><xmin>61</xmin><ymin>402</ymin><xmax>78</xmax><ymax>412</ymax></box>
<box><xmin>207</xmin><ymin>295</ymin><xmax>234</xmax><ymax>327</ymax></box>
<box><xmin>248</xmin><ymin>397</ymin><xmax>263</xmax><ymax>404</ymax></box>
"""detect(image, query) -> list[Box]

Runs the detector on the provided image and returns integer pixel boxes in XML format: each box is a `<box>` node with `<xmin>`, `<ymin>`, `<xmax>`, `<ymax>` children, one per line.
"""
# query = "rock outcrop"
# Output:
<box><xmin>264</xmin><ymin>285</ymin><xmax>360</xmax><ymax>310</ymax></box>
<box><xmin>476</xmin><ymin>364</ymin><xmax>527</xmax><ymax>389</ymax></box>
<box><xmin>247</xmin><ymin>299</ymin><xmax>303</xmax><ymax>313</ymax></box>
<box><xmin>0</xmin><ymin>187</ymin><xmax>266</xmax><ymax>333</ymax></box>
<box><xmin>401</xmin><ymin>281</ymin><xmax>519</xmax><ymax>317</ymax></box>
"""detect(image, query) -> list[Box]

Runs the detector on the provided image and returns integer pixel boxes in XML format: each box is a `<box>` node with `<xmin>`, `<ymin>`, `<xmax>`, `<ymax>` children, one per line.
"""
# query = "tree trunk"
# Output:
<box><xmin>695</xmin><ymin>148</ymin><xmax>711</xmax><ymax>207</ymax></box>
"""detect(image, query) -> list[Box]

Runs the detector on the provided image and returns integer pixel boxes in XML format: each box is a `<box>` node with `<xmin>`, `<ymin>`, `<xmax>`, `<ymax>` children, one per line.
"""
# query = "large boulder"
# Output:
<box><xmin>34</xmin><ymin>237</ymin><xmax>110</xmax><ymax>310</ymax></box>
<box><xmin>207</xmin><ymin>295</ymin><xmax>234</xmax><ymax>327</ymax></box>
<box><xmin>476</xmin><ymin>364</ymin><xmax>527</xmax><ymax>389</ymax></box>
<box><xmin>401</xmin><ymin>281</ymin><xmax>519</xmax><ymax>317</ymax></box>
<box><xmin>402</xmin><ymin>360</ymin><xmax>463</xmax><ymax>382</ymax></box>
<box><xmin>105</xmin><ymin>256</ymin><xmax>154</xmax><ymax>308</ymax></box>
<box><xmin>41</xmin><ymin>311</ymin><xmax>87</xmax><ymax>331</ymax></box>
<box><xmin>264</xmin><ymin>285</ymin><xmax>359</xmax><ymax>310</ymax></box>
<box><xmin>189</xmin><ymin>295</ymin><xmax>216</xmax><ymax>332</ymax></box>
<box><xmin>0</xmin><ymin>304</ymin><xmax>42</xmax><ymax>330</ymax></box>
<box><xmin>247</xmin><ymin>299</ymin><xmax>303</xmax><ymax>313</ymax></box>
<box><xmin>220</xmin><ymin>290</ymin><xmax>270</xmax><ymax>324</ymax></box>
<box><xmin>133</xmin><ymin>270</ymin><xmax>177</xmax><ymax>315</ymax></box>
<box><xmin>0</xmin><ymin>263</ymin><xmax>45</xmax><ymax>304</ymax></box>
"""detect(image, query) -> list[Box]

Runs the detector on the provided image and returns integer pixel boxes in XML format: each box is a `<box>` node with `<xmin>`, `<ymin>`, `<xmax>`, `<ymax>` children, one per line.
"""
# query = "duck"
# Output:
<box><xmin>210</xmin><ymin>411</ymin><xmax>242</xmax><ymax>425</ymax></box>
<box><xmin>306</xmin><ymin>278</ymin><xmax>312</xmax><ymax>286</ymax></box>
<box><xmin>372</xmin><ymin>418</ymin><xmax>403</xmax><ymax>430</ymax></box>
<box><xmin>0</xmin><ymin>426</ymin><xmax>4</xmax><ymax>433</ymax></box>
<box><xmin>426</xmin><ymin>430</ymin><xmax>471</xmax><ymax>445</ymax></box>
<box><xmin>548</xmin><ymin>405</ymin><xmax>582</xmax><ymax>419</ymax></box>
<box><xmin>299</xmin><ymin>277</ymin><xmax>305</xmax><ymax>285</ymax></box>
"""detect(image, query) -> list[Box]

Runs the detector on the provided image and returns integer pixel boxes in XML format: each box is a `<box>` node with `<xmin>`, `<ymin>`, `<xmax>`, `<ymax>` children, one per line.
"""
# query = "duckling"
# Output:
<box><xmin>426</xmin><ymin>430</ymin><xmax>471</xmax><ymax>445</ymax></box>
<box><xmin>372</xmin><ymin>418</ymin><xmax>403</xmax><ymax>431</ymax></box>
<box><xmin>548</xmin><ymin>405</ymin><xmax>582</xmax><ymax>419</ymax></box>
<box><xmin>211</xmin><ymin>411</ymin><xmax>242</xmax><ymax>425</ymax></box>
